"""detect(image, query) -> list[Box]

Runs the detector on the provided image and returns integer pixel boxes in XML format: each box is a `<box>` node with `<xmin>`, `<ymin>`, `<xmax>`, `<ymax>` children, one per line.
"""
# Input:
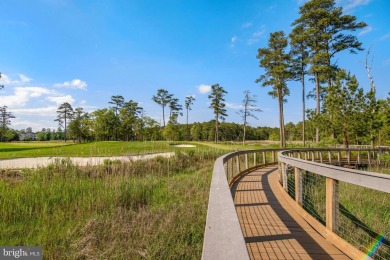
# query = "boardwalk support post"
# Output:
<box><xmin>294</xmin><ymin>167</ymin><xmax>302</xmax><ymax>206</ymax></box>
<box><xmin>245</xmin><ymin>154</ymin><xmax>248</xmax><ymax>170</ymax></box>
<box><xmin>326</xmin><ymin>178</ymin><xmax>338</xmax><ymax>233</ymax></box>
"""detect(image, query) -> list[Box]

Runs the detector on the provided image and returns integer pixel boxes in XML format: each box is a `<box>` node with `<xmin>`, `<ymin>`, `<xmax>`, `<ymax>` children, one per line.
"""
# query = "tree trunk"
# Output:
<box><xmin>315</xmin><ymin>71</ymin><xmax>320</xmax><ymax>143</ymax></box>
<box><xmin>186</xmin><ymin>108</ymin><xmax>189</xmax><ymax>140</ymax></box>
<box><xmin>64</xmin><ymin>116</ymin><xmax>67</xmax><ymax>142</ymax></box>
<box><xmin>343</xmin><ymin>129</ymin><xmax>349</xmax><ymax>149</ymax></box>
<box><xmin>162</xmin><ymin>106</ymin><xmax>166</xmax><ymax>127</ymax></box>
<box><xmin>278</xmin><ymin>88</ymin><xmax>286</xmax><ymax>148</ymax></box>
<box><xmin>302</xmin><ymin>68</ymin><xmax>306</xmax><ymax>147</ymax></box>
<box><xmin>243</xmin><ymin>124</ymin><xmax>246</xmax><ymax>145</ymax></box>
<box><xmin>215</xmin><ymin>114</ymin><xmax>219</xmax><ymax>144</ymax></box>
<box><xmin>243</xmin><ymin>113</ymin><xmax>247</xmax><ymax>145</ymax></box>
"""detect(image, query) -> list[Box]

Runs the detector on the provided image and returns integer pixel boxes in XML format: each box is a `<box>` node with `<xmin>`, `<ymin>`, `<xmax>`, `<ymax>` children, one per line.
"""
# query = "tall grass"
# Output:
<box><xmin>0</xmin><ymin>149</ymin><xmax>223</xmax><ymax>259</ymax></box>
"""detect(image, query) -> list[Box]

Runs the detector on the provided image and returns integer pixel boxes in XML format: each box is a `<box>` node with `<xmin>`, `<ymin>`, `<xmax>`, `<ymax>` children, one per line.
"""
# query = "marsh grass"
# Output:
<box><xmin>0</xmin><ymin>149</ymin><xmax>223</xmax><ymax>259</ymax></box>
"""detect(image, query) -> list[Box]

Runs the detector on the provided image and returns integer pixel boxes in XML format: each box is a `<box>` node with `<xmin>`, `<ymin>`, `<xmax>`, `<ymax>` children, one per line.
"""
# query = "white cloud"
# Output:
<box><xmin>339</xmin><ymin>0</ymin><xmax>372</xmax><ymax>11</ymax></box>
<box><xmin>247</xmin><ymin>26</ymin><xmax>266</xmax><ymax>45</ymax></box>
<box><xmin>19</xmin><ymin>74</ymin><xmax>32</xmax><ymax>83</ymax></box>
<box><xmin>383</xmin><ymin>59</ymin><xmax>390</xmax><ymax>65</ymax></box>
<box><xmin>54</xmin><ymin>79</ymin><xmax>87</xmax><ymax>90</ymax></box>
<box><xmin>47</xmin><ymin>95</ymin><xmax>75</xmax><ymax>105</ymax></box>
<box><xmin>197</xmin><ymin>84</ymin><xmax>211</xmax><ymax>94</ymax></box>
<box><xmin>0</xmin><ymin>73</ymin><xmax>33</xmax><ymax>86</ymax></box>
<box><xmin>358</xmin><ymin>26</ymin><xmax>372</xmax><ymax>36</ymax></box>
<box><xmin>226</xmin><ymin>102</ymin><xmax>242</xmax><ymax>109</ymax></box>
<box><xmin>230</xmin><ymin>36</ymin><xmax>238</xmax><ymax>47</ymax></box>
<box><xmin>11</xmin><ymin>106</ymin><xmax>58</xmax><ymax>116</ymax></box>
<box><xmin>0</xmin><ymin>87</ymin><xmax>55</xmax><ymax>108</ymax></box>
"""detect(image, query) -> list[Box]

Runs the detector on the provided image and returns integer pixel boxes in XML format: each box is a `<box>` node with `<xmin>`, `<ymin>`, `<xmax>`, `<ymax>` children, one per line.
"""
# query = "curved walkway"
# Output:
<box><xmin>0</xmin><ymin>152</ymin><xmax>174</xmax><ymax>169</ymax></box>
<box><xmin>231</xmin><ymin>165</ymin><xmax>349</xmax><ymax>260</ymax></box>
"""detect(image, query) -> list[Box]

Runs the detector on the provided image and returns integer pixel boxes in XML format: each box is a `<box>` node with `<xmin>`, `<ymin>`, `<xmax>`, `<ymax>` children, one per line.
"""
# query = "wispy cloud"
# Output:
<box><xmin>247</xmin><ymin>25</ymin><xmax>266</xmax><ymax>45</ymax></box>
<box><xmin>267</xmin><ymin>4</ymin><xmax>277</xmax><ymax>12</ymax></box>
<box><xmin>47</xmin><ymin>95</ymin><xmax>75</xmax><ymax>105</ymax></box>
<box><xmin>226</xmin><ymin>102</ymin><xmax>242</xmax><ymax>109</ymax></box>
<box><xmin>358</xmin><ymin>26</ymin><xmax>372</xmax><ymax>36</ymax></box>
<box><xmin>242</xmin><ymin>22</ymin><xmax>252</xmax><ymax>28</ymax></box>
<box><xmin>339</xmin><ymin>0</ymin><xmax>372</xmax><ymax>11</ymax></box>
<box><xmin>0</xmin><ymin>73</ymin><xmax>32</xmax><ymax>85</ymax></box>
<box><xmin>230</xmin><ymin>36</ymin><xmax>238</xmax><ymax>47</ymax></box>
<box><xmin>11</xmin><ymin>106</ymin><xmax>58</xmax><ymax>116</ymax></box>
<box><xmin>197</xmin><ymin>84</ymin><xmax>211</xmax><ymax>94</ymax></box>
<box><xmin>54</xmin><ymin>79</ymin><xmax>87</xmax><ymax>90</ymax></box>
<box><xmin>380</xmin><ymin>33</ymin><xmax>390</xmax><ymax>40</ymax></box>
<box><xmin>0</xmin><ymin>86</ymin><xmax>55</xmax><ymax>108</ymax></box>
<box><xmin>384</xmin><ymin>59</ymin><xmax>390</xmax><ymax>65</ymax></box>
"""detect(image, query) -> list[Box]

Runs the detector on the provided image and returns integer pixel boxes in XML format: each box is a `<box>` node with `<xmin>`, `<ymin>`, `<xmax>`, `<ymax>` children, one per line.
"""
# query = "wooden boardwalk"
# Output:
<box><xmin>231</xmin><ymin>166</ymin><xmax>350</xmax><ymax>260</ymax></box>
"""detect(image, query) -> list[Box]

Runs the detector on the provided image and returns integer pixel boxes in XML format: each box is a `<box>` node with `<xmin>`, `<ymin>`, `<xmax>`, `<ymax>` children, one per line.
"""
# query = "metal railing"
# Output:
<box><xmin>279</xmin><ymin>148</ymin><xmax>390</xmax><ymax>259</ymax></box>
<box><xmin>202</xmin><ymin>147</ymin><xmax>390</xmax><ymax>260</ymax></box>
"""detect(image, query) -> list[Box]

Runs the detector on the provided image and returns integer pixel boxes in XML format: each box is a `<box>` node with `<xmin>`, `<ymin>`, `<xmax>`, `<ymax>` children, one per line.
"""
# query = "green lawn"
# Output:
<box><xmin>0</xmin><ymin>141</ymin><xmax>194</xmax><ymax>158</ymax></box>
<box><xmin>0</xmin><ymin>141</ymin><xmax>282</xmax><ymax>159</ymax></box>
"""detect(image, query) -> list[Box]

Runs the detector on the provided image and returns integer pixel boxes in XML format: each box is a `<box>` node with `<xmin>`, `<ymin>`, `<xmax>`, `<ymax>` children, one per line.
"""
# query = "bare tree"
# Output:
<box><xmin>238</xmin><ymin>90</ymin><xmax>262</xmax><ymax>145</ymax></box>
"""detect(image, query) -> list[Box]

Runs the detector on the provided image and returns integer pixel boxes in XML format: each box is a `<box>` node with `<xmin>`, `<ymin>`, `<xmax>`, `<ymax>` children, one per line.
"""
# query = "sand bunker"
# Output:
<box><xmin>0</xmin><ymin>152</ymin><xmax>175</xmax><ymax>169</ymax></box>
<box><xmin>172</xmin><ymin>144</ymin><xmax>196</xmax><ymax>148</ymax></box>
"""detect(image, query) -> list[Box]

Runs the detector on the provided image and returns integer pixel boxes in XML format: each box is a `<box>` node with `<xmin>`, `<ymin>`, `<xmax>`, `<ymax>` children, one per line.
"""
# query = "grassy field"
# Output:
<box><xmin>0</xmin><ymin>140</ymin><xmax>286</xmax><ymax>159</ymax></box>
<box><xmin>0</xmin><ymin>147</ymin><xmax>226</xmax><ymax>259</ymax></box>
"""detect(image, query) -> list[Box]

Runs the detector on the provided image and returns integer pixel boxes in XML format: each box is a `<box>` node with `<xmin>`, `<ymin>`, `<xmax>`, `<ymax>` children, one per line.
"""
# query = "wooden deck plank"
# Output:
<box><xmin>231</xmin><ymin>166</ymin><xmax>350</xmax><ymax>260</ymax></box>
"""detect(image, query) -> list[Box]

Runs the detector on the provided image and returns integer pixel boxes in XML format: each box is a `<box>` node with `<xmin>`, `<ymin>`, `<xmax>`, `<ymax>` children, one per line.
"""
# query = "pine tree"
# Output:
<box><xmin>152</xmin><ymin>89</ymin><xmax>173</xmax><ymax>127</ymax></box>
<box><xmin>55</xmin><ymin>102</ymin><xmax>74</xmax><ymax>142</ymax></box>
<box><xmin>290</xmin><ymin>25</ymin><xmax>309</xmax><ymax>146</ymax></box>
<box><xmin>292</xmin><ymin>0</ymin><xmax>367</xmax><ymax>142</ymax></box>
<box><xmin>0</xmin><ymin>106</ymin><xmax>15</xmax><ymax>142</ymax></box>
<box><xmin>185</xmin><ymin>96</ymin><xmax>195</xmax><ymax>140</ymax></box>
<box><xmin>208</xmin><ymin>84</ymin><xmax>228</xmax><ymax>144</ymax></box>
<box><xmin>256</xmin><ymin>31</ymin><xmax>291</xmax><ymax>148</ymax></box>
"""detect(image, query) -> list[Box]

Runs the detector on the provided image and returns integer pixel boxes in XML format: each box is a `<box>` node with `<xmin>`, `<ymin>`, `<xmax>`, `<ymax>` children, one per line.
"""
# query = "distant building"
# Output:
<box><xmin>19</xmin><ymin>133</ymin><xmax>36</xmax><ymax>141</ymax></box>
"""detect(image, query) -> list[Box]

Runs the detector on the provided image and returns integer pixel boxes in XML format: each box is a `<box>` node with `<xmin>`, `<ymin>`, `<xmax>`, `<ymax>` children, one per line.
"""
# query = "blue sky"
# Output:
<box><xmin>0</xmin><ymin>0</ymin><xmax>389</xmax><ymax>131</ymax></box>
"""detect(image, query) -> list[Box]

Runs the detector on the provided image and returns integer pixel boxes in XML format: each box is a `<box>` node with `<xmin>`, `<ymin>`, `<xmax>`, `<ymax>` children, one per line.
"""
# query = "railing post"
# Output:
<box><xmin>319</xmin><ymin>151</ymin><xmax>323</xmax><ymax>163</ymax></box>
<box><xmin>326</xmin><ymin>178</ymin><xmax>338</xmax><ymax>232</ymax></box>
<box><xmin>295</xmin><ymin>167</ymin><xmax>302</xmax><ymax>206</ymax></box>
<box><xmin>253</xmin><ymin>153</ymin><xmax>256</xmax><ymax>167</ymax></box>
<box><xmin>311</xmin><ymin>151</ymin><xmax>315</xmax><ymax>162</ymax></box>
<box><xmin>281</xmin><ymin>163</ymin><xmax>287</xmax><ymax>191</ymax></box>
<box><xmin>245</xmin><ymin>154</ymin><xmax>248</xmax><ymax>170</ymax></box>
<box><xmin>357</xmin><ymin>150</ymin><xmax>361</xmax><ymax>164</ymax></box>
<box><xmin>263</xmin><ymin>152</ymin><xmax>266</xmax><ymax>165</ymax></box>
<box><xmin>347</xmin><ymin>150</ymin><xmax>351</xmax><ymax>165</ymax></box>
<box><xmin>236</xmin><ymin>156</ymin><xmax>240</xmax><ymax>174</ymax></box>
<box><xmin>368</xmin><ymin>151</ymin><xmax>371</xmax><ymax>166</ymax></box>
<box><xmin>328</xmin><ymin>151</ymin><xmax>332</xmax><ymax>164</ymax></box>
<box><xmin>230</xmin><ymin>159</ymin><xmax>233</xmax><ymax>180</ymax></box>
<box><xmin>337</xmin><ymin>151</ymin><xmax>341</xmax><ymax>164</ymax></box>
<box><xmin>272</xmin><ymin>151</ymin><xmax>276</xmax><ymax>163</ymax></box>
